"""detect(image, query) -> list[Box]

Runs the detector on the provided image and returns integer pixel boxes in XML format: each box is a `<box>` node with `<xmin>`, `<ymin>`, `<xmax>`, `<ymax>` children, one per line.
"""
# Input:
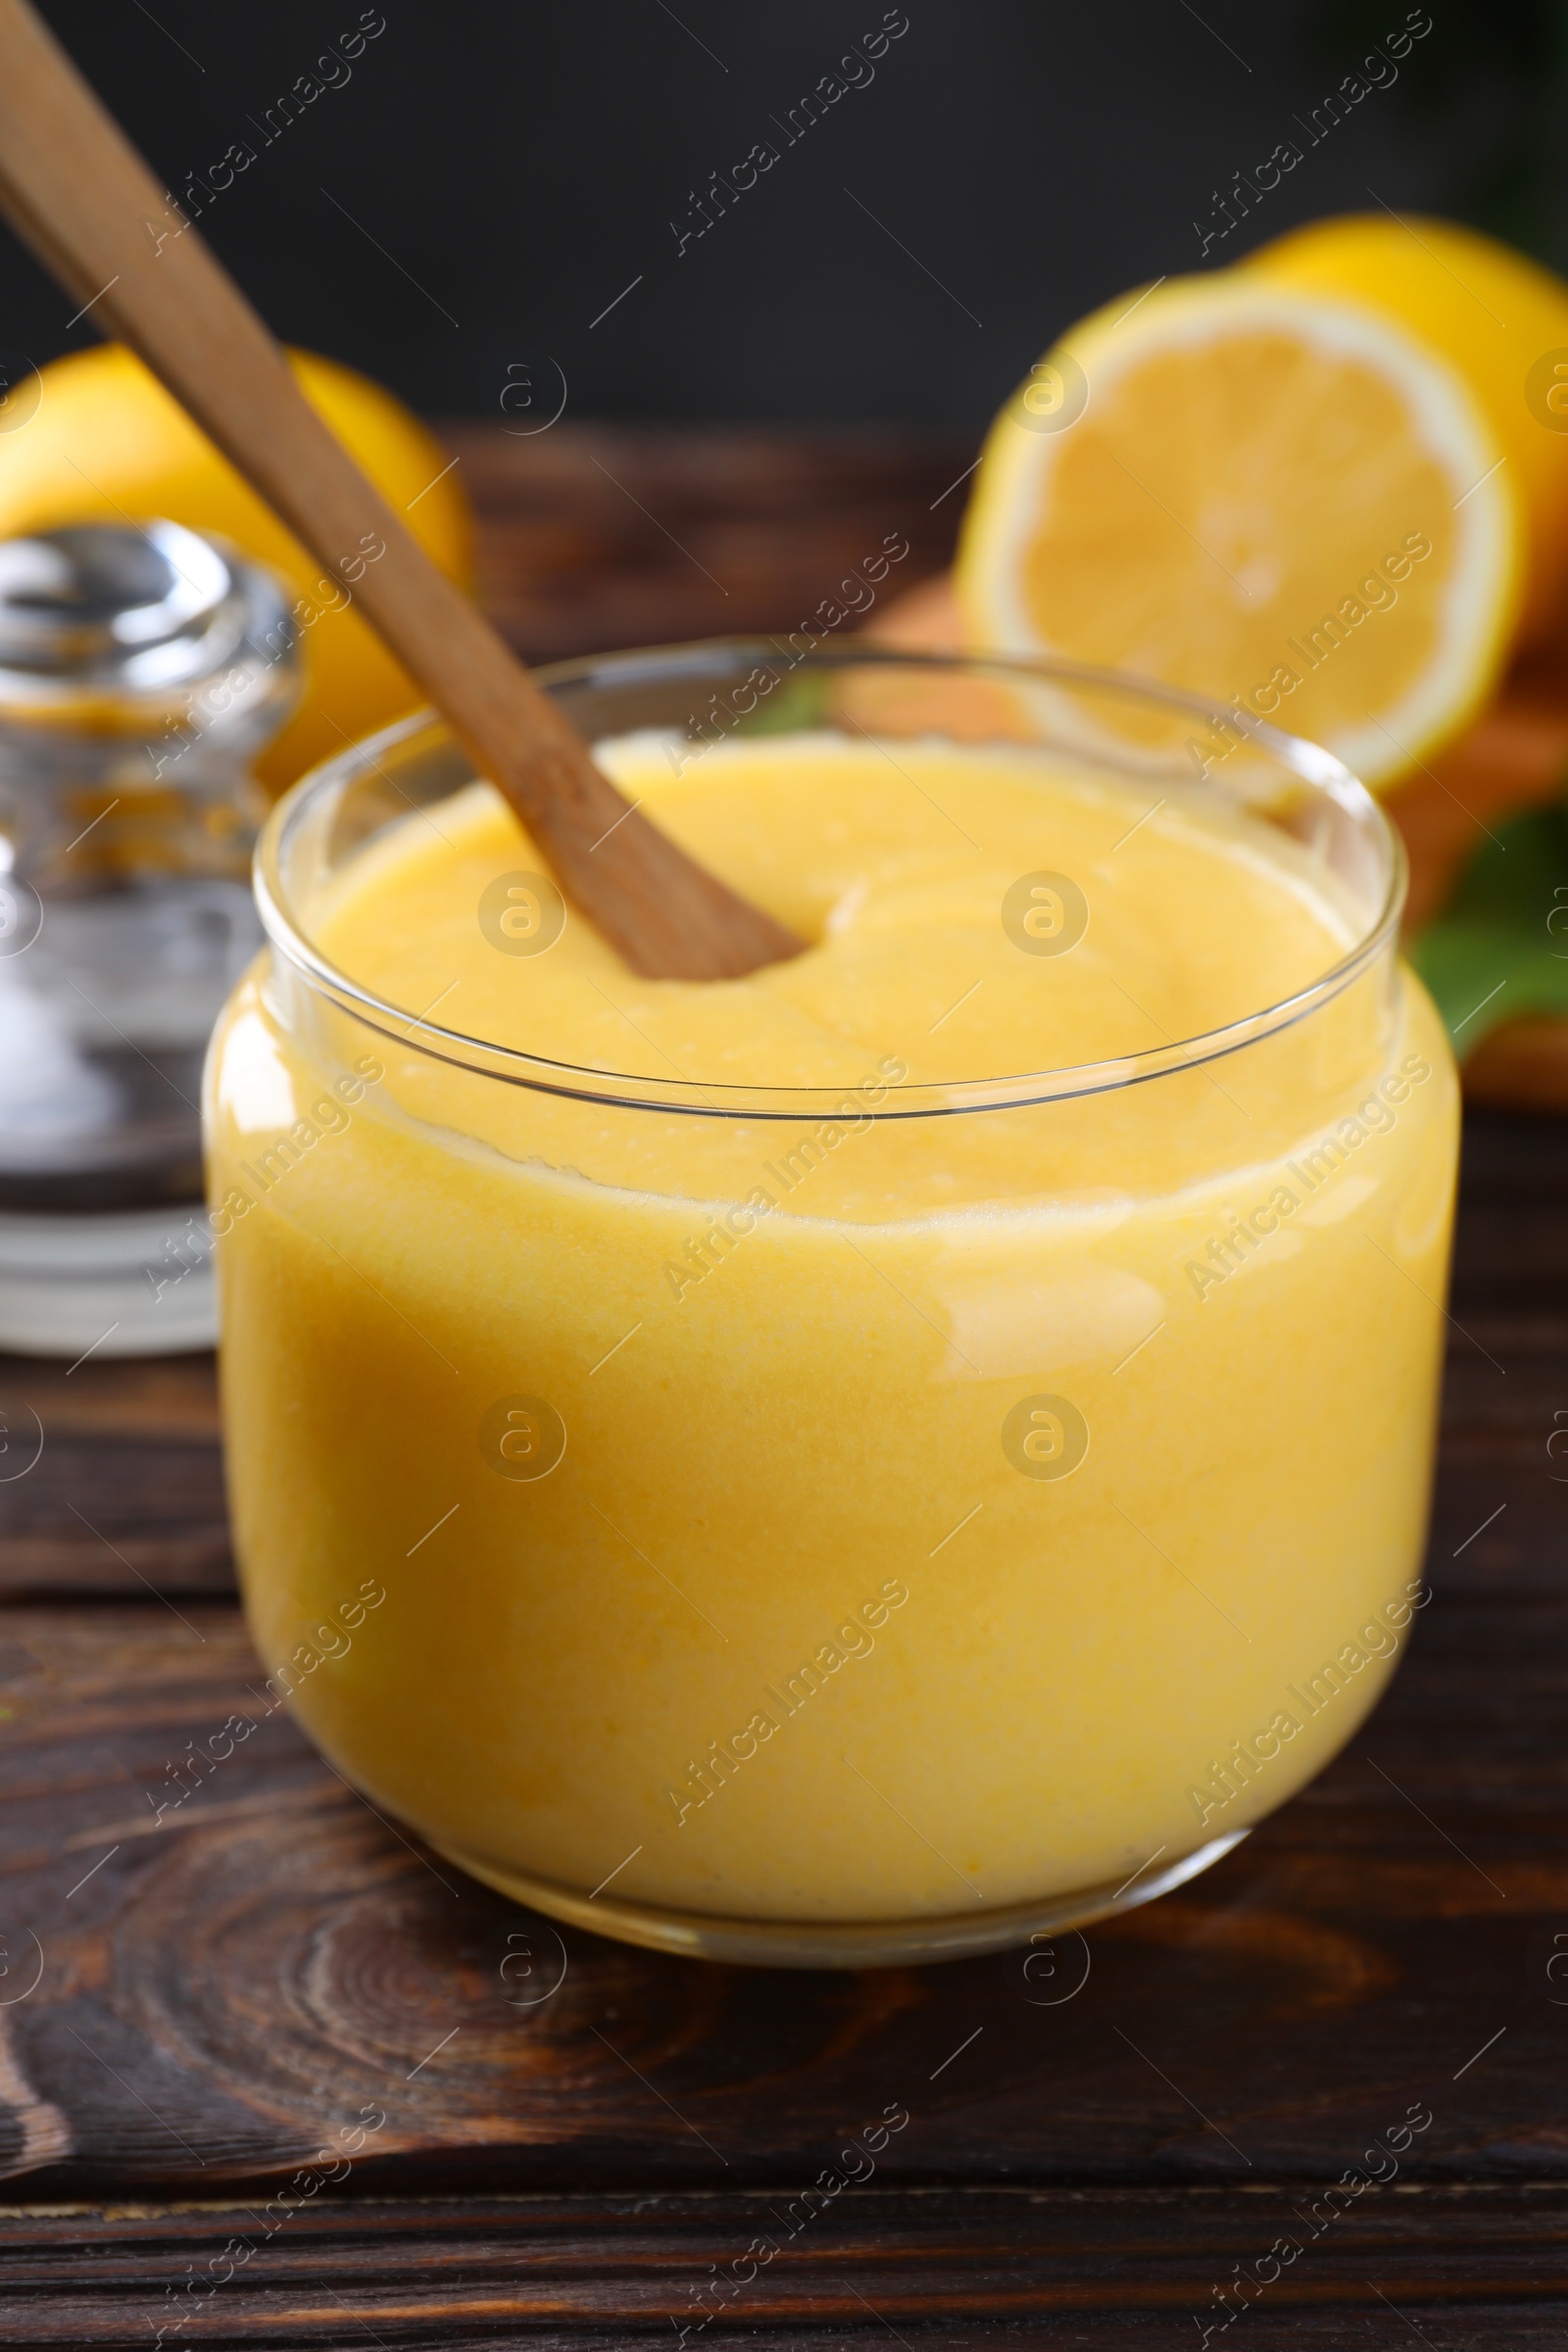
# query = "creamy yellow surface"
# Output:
<box><xmin>208</xmin><ymin>733</ymin><xmax>1457</xmax><ymax>1926</ymax></box>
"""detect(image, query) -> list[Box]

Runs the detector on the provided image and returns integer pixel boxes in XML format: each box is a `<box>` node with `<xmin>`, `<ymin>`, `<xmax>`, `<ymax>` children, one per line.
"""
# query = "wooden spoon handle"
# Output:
<box><xmin>0</xmin><ymin>0</ymin><xmax>800</xmax><ymax>980</ymax></box>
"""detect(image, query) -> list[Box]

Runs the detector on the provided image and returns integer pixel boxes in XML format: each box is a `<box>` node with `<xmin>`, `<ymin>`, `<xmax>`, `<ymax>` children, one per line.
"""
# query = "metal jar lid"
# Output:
<box><xmin>0</xmin><ymin>519</ymin><xmax>299</xmax><ymax>741</ymax></box>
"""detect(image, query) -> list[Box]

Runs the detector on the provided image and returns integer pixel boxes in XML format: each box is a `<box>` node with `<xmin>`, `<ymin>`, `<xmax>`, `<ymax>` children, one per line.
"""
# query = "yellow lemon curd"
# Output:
<box><xmin>207</xmin><ymin>729</ymin><xmax>1457</xmax><ymax>1935</ymax></box>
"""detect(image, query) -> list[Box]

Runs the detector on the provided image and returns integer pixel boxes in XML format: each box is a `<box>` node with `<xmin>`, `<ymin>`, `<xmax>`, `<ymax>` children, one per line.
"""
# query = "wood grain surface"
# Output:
<box><xmin>0</xmin><ymin>428</ymin><xmax>1562</xmax><ymax>2343</ymax></box>
<box><xmin>2</xmin><ymin>2187</ymin><xmax>1568</xmax><ymax>2345</ymax></box>
<box><xmin>444</xmin><ymin>419</ymin><xmax>970</xmax><ymax>668</ymax></box>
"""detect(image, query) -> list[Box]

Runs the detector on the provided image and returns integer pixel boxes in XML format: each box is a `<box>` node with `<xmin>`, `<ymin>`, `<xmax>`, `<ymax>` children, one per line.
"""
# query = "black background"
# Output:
<box><xmin>4</xmin><ymin>0</ymin><xmax>1564</xmax><ymax>428</ymax></box>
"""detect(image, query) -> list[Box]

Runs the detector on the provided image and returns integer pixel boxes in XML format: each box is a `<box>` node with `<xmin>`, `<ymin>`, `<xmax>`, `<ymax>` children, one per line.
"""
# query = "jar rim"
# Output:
<box><xmin>252</xmin><ymin>639</ymin><xmax>1406</xmax><ymax>1122</ymax></box>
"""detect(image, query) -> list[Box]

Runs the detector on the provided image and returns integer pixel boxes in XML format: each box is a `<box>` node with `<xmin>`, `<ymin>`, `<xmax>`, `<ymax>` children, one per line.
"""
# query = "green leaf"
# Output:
<box><xmin>1409</xmin><ymin>799</ymin><xmax>1568</xmax><ymax>1054</ymax></box>
<box><xmin>734</xmin><ymin>668</ymin><xmax>830</xmax><ymax>737</ymax></box>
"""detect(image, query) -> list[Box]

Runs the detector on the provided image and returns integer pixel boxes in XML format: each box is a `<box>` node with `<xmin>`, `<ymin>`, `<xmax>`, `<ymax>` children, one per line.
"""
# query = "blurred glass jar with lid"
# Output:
<box><xmin>0</xmin><ymin>520</ymin><xmax>297</xmax><ymax>1356</ymax></box>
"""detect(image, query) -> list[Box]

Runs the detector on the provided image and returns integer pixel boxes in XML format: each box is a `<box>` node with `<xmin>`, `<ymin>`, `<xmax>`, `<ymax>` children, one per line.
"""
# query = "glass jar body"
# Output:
<box><xmin>207</xmin><ymin>652</ymin><xmax>1458</xmax><ymax>1965</ymax></box>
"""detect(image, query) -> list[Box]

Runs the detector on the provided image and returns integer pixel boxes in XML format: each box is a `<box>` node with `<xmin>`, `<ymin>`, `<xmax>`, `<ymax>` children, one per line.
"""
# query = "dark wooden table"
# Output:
<box><xmin>1</xmin><ymin>427</ymin><xmax>1565</xmax><ymax>2346</ymax></box>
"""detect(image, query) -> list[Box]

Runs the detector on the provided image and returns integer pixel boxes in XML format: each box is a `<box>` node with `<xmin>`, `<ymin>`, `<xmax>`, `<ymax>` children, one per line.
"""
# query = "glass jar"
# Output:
<box><xmin>0</xmin><ymin>521</ymin><xmax>297</xmax><ymax>1354</ymax></box>
<box><xmin>207</xmin><ymin>644</ymin><xmax>1457</xmax><ymax>1967</ymax></box>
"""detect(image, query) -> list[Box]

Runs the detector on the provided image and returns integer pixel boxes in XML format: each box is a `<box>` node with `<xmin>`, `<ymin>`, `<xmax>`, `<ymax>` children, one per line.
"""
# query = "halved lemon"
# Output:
<box><xmin>956</xmin><ymin>275</ymin><xmax>1522</xmax><ymax>789</ymax></box>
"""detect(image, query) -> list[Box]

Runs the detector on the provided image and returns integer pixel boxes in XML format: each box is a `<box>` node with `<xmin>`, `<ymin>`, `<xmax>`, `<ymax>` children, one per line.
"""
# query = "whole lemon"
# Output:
<box><xmin>0</xmin><ymin>342</ymin><xmax>473</xmax><ymax>790</ymax></box>
<box><xmin>1241</xmin><ymin>214</ymin><xmax>1568</xmax><ymax>645</ymax></box>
